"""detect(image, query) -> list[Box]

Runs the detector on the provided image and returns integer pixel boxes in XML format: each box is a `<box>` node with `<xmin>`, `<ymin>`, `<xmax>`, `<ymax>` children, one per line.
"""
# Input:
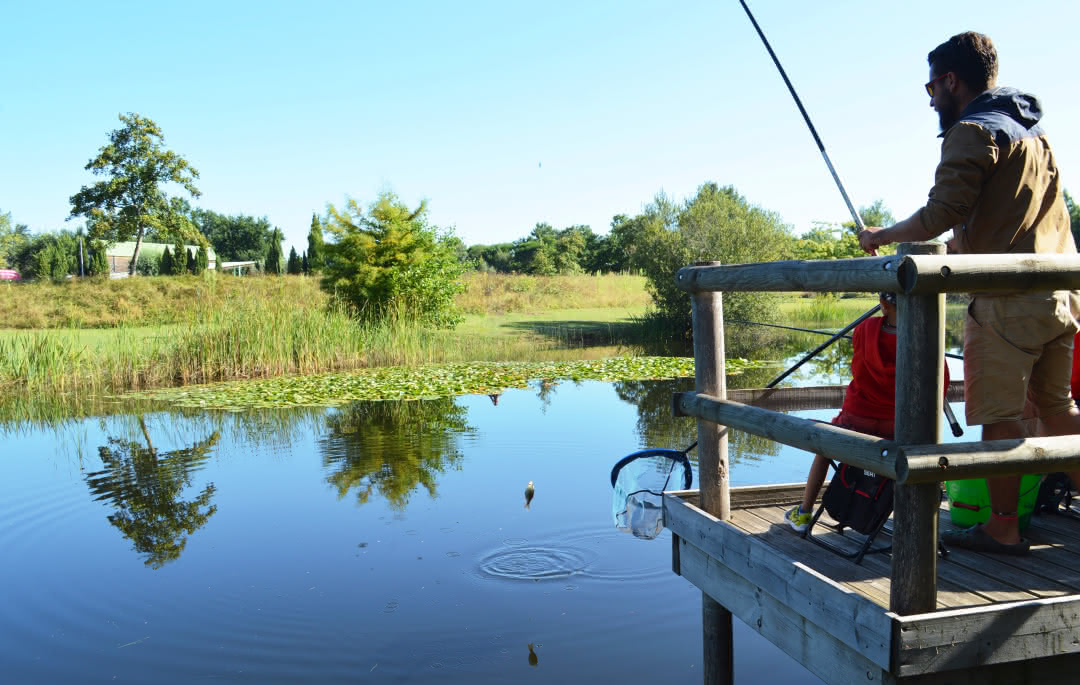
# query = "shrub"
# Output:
<box><xmin>321</xmin><ymin>192</ymin><xmax>465</xmax><ymax>328</ymax></box>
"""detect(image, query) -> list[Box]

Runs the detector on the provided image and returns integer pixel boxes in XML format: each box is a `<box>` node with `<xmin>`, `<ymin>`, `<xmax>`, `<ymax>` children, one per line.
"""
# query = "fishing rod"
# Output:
<box><xmin>739</xmin><ymin>0</ymin><xmax>962</xmax><ymax>437</ymax></box>
<box><xmin>737</xmin><ymin>0</ymin><xmax>864</xmax><ymax>232</ymax></box>
<box><xmin>732</xmin><ymin>318</ymin><xmax>963</xmax><ymax>361</ymax></box>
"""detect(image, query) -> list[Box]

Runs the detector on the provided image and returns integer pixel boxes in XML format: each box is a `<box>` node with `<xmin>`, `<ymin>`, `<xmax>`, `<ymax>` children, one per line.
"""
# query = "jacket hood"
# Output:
<box><xmin>960</xmin><ymin>87</ymin><xmax>1043</xmax><ymax>129</ymax></box>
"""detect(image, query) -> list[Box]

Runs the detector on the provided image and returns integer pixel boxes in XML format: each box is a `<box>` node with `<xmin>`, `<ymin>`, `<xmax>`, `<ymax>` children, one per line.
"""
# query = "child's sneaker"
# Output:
<box><xmin>785</xmin><ymin>506</ymin><xmax>812</xmax><ymax>533</ymax></box>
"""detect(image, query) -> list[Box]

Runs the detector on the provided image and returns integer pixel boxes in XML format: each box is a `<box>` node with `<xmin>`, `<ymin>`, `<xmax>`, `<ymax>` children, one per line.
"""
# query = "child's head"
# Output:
<box><xmin>879</xmin><ymin>292</ymin><xmax>898</xmax><ymax>326</ymax></box>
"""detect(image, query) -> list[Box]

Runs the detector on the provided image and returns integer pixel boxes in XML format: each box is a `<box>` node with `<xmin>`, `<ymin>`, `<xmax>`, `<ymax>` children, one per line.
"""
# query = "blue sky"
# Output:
<box><xmin>3</xmin><ymin>1</ymin><xmax>1079</xmax><ymax>254</ymax></box>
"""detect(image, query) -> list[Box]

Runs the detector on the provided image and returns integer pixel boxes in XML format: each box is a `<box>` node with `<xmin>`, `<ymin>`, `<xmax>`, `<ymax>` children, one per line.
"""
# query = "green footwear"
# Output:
<box><xmin>786</xmin><ymin>506</ymin><xmax>812</xmax><ymax>533</ymax></box>
<box><xmin>942</xmin><ymin>524</ymin><xmax>1030</xmax><ymax>556</ymax></box>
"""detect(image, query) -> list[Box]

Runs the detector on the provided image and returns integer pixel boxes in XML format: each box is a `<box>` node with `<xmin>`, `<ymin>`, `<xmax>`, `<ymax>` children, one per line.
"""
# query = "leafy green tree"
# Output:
<box><xmin>69</xmin><ymin>113</ymin><xmax>201</xmax><ymax>275</ymax></box>
<box><xmin>160</xmin><ymin>246</ymin><xmax>174</xmax><ymax>276</ymax></box>
<box><xmin>192</xmin><ymin>209</ymin><xmax>273</xmax><ymax>262</ymax></box>
<box><xmin>322</xmin><ymin>192</ymin><xmax>465</xmax><ymax>327</ymax></box>
<box><xmin>306</xmin><ymin>213</ymin><xmax>324</xmax><ymax>272</ymax></box>
<box><xmin>87</xmin><ymin>239</ymin><xmax>110</xmax><ymax>276</ymax></box>
<box><xmin>636</xmin><ymin>183</ymin><xmax>793</xmax><ymax>334</ymax></box>
<box><xmin>185</xmin><ymin>248</ymin><xmax>196</xmax><ymax>274</ymax></box>
<box><xmin>1065</xmin><ymin>190</ymin><xmax>1080</xmax><ymax>248</ymax></box>
<box><xmin>264</xmin><ymin>228</ymin><xmax>284</xmax><ymax>274</ymax></box>
<box><xmin>195</xmin><ymin>244</ymin><xmax>209</xmax><ymax>274</ymax></box>
<box><xmin>287</xmin><ymin>246</ymin><xmax>301</xmax><ymax>274</ymax></box>
<box><xmin>467</xmin><ymin>242</ymin><xmax>514</xmax><ymax>272</ymax></box>
<box><xmin>301</xmin><ymin>251</ymin><xmax>309</xmax><ymax>275</ymax></box>
<box><xmin>137</xmin><ymin>252</ymin><xmax>162</xmax><ymax>276</ymax></box>
<box><xmin>10</xmin><ymin>231</ymin><xmax>79</xmax><ymax>281</ymax></box>
<box><xmin>0</xmin><ymin>209</ymin><xmax>31</xmax><ymax>269</ymax></box>
<box><xmin>84</xmin><ymin>423</ymin><xmax>219</xmax><ymax>569</ymax></box>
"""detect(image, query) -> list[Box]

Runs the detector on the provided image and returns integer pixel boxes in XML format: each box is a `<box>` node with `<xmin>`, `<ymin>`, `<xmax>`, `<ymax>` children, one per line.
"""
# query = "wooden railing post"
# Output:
<box><xmin>691</xmin><ymin>263</ymin><xmax>733</xmax><ymax>685</ymax></box>
<box><xmin>890</xmin><ymin>242</ymin><xmax>945</xmax><ymax>615</ymax></box>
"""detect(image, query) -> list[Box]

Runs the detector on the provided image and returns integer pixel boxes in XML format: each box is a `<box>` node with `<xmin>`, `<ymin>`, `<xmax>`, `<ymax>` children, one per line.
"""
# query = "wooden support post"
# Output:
<box><xmin>890</xmin><ymin>242</ymin><xmax>945</xmax><ymax>615</ymax></box>
<box><xmin>691</xmin><ymin>265</ymin><xmax>733</xmax><ymax>685</ymax></box>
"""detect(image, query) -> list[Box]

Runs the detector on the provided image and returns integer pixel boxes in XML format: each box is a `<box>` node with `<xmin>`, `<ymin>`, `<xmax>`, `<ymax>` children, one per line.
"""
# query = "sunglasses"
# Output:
<box><xmin>925</xmin><ymin>72</ymin><xmax>950</xmax><ymax>97</ymax></box>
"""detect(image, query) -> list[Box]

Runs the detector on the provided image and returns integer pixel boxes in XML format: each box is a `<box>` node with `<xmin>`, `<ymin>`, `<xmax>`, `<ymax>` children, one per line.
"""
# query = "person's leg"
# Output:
<box><xmin>800</xmin><ymin>453</ymin><xmax>830</xmax><ymax>512</ymax></box>
<box><xmin>980</xmin><ymin>419</ymin><xmax>1027</xmax><ymax>545</ymax></box>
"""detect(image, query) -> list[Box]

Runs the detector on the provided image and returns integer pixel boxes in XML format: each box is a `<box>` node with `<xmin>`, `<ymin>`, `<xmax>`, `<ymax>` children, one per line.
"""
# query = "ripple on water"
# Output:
<box><xmin>472</xmin><ymin>524</ymin><xmax>671</xmax><ymax>585</ymax></box>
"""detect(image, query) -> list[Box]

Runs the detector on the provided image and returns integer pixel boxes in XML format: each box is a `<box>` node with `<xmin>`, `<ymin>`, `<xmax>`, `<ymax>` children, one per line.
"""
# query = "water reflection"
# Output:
<box><xmin>84</xmin><ymin>419</ymin><xmax>219</xmax><ymax>569</ymax></box>
<box><xmin>319</xmin><ymin>398</ymin><xmax>474</xmax><ymax>509</ymax></box>
<box><xmin>614</xmin><ymin>379</ymin><xmax>780</xmax><ymax>465</ymax></box>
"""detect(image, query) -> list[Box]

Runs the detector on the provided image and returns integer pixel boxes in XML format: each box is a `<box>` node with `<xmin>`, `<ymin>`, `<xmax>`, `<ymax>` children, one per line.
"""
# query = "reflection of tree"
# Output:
<box><xmin>319</xmin><ymin>398</ymin><xmax>473</xmax><ymax>509</ymax></box>
<box><xmin>85</xmin><ymin>419</ymin><xmax>219</xmax><ymax>569</ymax></box>
<box><xmin>613</xmin><ymin>379</ymin><xmax>780</xmax><ymax>465</ymax></box>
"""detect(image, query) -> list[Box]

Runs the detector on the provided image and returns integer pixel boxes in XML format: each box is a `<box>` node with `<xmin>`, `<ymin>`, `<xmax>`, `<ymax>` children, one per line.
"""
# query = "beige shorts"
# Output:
<box><xmin>964</xmin><ymin>291</ymin><xmax>1079</xmax><ymax>425</ymax></box>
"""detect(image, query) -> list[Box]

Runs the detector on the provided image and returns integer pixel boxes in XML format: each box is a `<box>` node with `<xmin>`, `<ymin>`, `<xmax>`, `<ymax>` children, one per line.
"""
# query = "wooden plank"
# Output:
<box><xmin>902</xmin><ymin>435</ymin><xmax>1080</xmax><ymax>483</ymax></box>
<box><xmin>675</xmin><ymin>256</ymin><xmax>901</xmax><ymax>294</ymax></box>
<box><xmin>691</xmin><ymin>279</ymin><xmax>733</xmax><ymax>685</ymax></box>
<box><xmin>726</xmin><ymin>381</ymin><xmax>964</xmax><ymax>409</ymax></box>
<box><xmin>886</xmin><ymin>653</ymin><xmax>1080</xmax><ymax>684</ymax></box>
<box><xmin>892</xmin><ymin>594</ymin><xmax>1080</xmax><ymax>676</ymax></box>
<box><xmin>677</xmin><ymin>538</ymin><xmax>892</xmax><ymax>684</ymax></box>
<box><xmin>664</xmin><ymin>494</ymin><xmax>894</xmax><ymax>666</ymax></box>
<box><xmin>899</xmin><ymin>253</ymin><xmax>1080</xmax><ymax>295</ymax></box>
<box><xmin>747</xmin><ymin>505</ymin><xmax>1011</xmax><ymax>610</ymax></box>
<box><xmin>673</xmin><ymin>392</ymin><xmax>901</xmax><ymax>479</ymax></box>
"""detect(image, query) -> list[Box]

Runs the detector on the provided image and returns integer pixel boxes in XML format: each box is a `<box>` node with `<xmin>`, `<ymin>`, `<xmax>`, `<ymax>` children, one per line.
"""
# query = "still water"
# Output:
<box><xmin>0</xmin><ymin>339</ymin><xmax>967</xmax><ymax>683</ymax></box>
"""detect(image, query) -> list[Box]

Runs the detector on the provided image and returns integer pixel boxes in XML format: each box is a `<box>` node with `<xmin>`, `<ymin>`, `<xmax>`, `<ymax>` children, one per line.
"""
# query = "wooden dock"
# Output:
<box><xmin>667</xmin><ymin>245</ymin><xmax>1080</xmax><ymax>684</ymax></box>
<box><xmin>667</xmin><ymin>486</ymin><xmax>1080</xmax><ymax>684</ymax></box>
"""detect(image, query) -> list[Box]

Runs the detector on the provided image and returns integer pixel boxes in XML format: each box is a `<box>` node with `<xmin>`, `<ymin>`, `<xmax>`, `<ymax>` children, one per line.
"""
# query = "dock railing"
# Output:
<box><xmin>673</xmin><ymin>242</ymin><xmax>1080</xmax><ymax>623</ymax></box>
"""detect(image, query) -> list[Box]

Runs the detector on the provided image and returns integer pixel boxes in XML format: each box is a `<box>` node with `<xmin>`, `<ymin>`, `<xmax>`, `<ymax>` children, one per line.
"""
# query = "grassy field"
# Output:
<box><xmin>4</xmin><ymin>272</ymin><xmax>962</xmax><ymax>400</ymax></box>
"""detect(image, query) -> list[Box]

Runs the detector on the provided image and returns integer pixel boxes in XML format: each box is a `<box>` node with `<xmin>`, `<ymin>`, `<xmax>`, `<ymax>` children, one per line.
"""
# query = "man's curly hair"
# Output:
<box><xmin>928</xmin><ymin>32</ymin><xmax>998</xmax><ymax>92</ymax></box>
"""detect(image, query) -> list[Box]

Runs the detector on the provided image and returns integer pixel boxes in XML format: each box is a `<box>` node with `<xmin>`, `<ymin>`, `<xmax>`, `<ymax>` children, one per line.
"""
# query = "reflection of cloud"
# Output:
<box><xmin>318</xmin><ymin>398</ymin><xmax>474</xmax><ymax>509</ymax></box>
<box><xmin>84</xmin><ymin>426</ymin><xmax>219</xmax><ymax>569</ymax></box>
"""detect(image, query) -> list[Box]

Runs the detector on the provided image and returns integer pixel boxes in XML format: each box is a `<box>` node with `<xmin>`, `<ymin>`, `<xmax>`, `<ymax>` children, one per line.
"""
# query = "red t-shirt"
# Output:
<box><xmin>840</xmin><ymin>316</ymin><xmax>950</xmax><ymax>421</ymax></box>
<box><xmin>1072</xmin><ymin>331</ymin><xmax>1080</xmax><ymax>400</ymax></box>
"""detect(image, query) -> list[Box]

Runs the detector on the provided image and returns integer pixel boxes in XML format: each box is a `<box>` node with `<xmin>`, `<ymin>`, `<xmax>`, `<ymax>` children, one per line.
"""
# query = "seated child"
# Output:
<box><xmin>785</xmin><ymin>292</ymin><xmax>950</xmax><ymax>531</ymax></box>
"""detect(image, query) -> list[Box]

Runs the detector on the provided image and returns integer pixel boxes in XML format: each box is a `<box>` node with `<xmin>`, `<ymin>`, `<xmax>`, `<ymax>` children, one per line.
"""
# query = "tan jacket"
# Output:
<box><xmin>918</xmin><ymin>88</ymin><xmax>1075</xmax><ymax>255</ymax></box>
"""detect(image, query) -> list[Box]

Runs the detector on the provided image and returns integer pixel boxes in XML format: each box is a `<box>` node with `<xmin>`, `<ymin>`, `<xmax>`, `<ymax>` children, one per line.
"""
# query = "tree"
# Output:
<box><xmin>0</xmin><ymin>209</ymin><xmax>31</xmax><ymax>269</ymax></box>
<box><xmin>307</xmin><ymin>213</ymin><xmax>324</xmax><ymax>272</ymax></box>
<box><xmin>172</xmin><ymin>235</ymin><xmax>186</xmax><ymax>276</ymax></box>
<box><xmin>69</xmin><ymin>113</ymin><xmax>201</xmax><ymax>275</ymax></box>
<box><xmin>1065</xmin><ymin>190</ymin><xmax>1080</xmax><ymax>248</ymax></box>
<box><xmin>264</xmin><ymin>228</ymin><xmax>283</xmax><ymax>274</ymax></box>
<box><xmin>301</xmin><ymin>251</ymin><xmax>309</xmax><ymax>275</ymax></box>
<box><xmin>321</xmin><ymin>192</ymin><xmax>465</xmax><ymax>327</ymax></box>
<box><xmin>186</xmin><ymin>248</ymin><xmax>196</xmax><ymax>275</ymax></box>
<box><xmin>19</xmin><ymin>232</ymin><xmax>79</xmax><ymax>282</ymax></box>
<box><xmin>636</xmin><ymin>183</ymin><xmax>793</xmax><ymax>334</ymax></box>
<box><xmin>87</xmin><ymin>239</ymin><xmax>110</xmax><ymax>276</ymax></box>
<box><xmin>286</xmin><ymin>246</ymin><xmax>301</xmax><ymax>274</ymax></box>
<box><xmin>160</xmin><ymin>245</ymin><xmax>174</xmax><ymax>275</ymax></box>
<box><xmin>192</xmin><ymin>209</ymin><xmax>273</xmax><ymax>263</ymax></box>
<box><xmin>195</xmin><ymin>244</ymin><xmax>209</xmax><ymax>275</ymax></box>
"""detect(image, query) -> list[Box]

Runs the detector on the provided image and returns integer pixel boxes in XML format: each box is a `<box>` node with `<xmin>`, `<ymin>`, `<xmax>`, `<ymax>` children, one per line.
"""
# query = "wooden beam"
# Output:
<box><xmin>900</xmin><ymin>435</ymin><xmax>1080</xmax><ymax>483</ymax></box>
<box><xmin>891</xmin><ymin>594</ymin><xmax>1080</xmax><ymax>676</ymax></box>
<box><xmin>664</xmin><ymin>494</ymin><xmax>894</xmax><ymax>668</ymax></box>
<box><xmin>899</xmin><ymin>253</ymin><xmax>1080</xmax><ymax>294</ymax></box>
<box><xmin>890</xmin><ymin>242</ymin><xmax>944</xmax><ymax>616</ymax></box>
<box><xmin>673</xmin><ymin>392</ymin><xmax>902</xmax><ymax>480</ymax></box>
<box><xmin>675</xmin><ymin>256</ymin><xmax>901</xmax><ymax>293</ymax></box>
<box><xmin>691</xmin><ymin>274</ymin><xmax>733</xmax><ymax>685</ymax></box>
<box><xmin>677</xmin><ymin>538</ymin><xmax>892</xmax><ymax>685</ymax></box>
<box><xmin>727</xmin><ymin>382</ymin><xmax>964</xmax><ymax>411</ymax></box>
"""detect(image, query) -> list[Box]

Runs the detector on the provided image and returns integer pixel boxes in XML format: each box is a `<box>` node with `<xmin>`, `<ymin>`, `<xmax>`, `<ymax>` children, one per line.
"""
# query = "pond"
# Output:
<box><xmin>0</xmin><ymin>323</ymin><xmax>968</xmax><ymax>684</ymax></box>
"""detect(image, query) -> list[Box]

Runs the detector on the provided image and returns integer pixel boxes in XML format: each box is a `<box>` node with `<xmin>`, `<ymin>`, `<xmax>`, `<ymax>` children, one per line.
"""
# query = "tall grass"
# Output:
<box><xmin>456</xmin><ymin>272</ymin><xmax>650</xmax><ymax>314</ymax></box>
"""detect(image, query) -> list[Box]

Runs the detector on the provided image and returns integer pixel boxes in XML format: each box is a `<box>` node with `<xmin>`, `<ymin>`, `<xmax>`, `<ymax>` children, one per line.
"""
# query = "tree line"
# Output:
<box><xmin>4</xmin><ymin>112</ymin><xmax>1080</xmax><ymax>333</ymax></box>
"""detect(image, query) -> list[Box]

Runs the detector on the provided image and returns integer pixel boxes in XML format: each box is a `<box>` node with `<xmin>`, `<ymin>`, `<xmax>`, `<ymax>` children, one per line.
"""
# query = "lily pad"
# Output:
<box><xmin>127</xmin><ymin>356</ymin><xmax>769</xmax><ymax>410</ymax></box>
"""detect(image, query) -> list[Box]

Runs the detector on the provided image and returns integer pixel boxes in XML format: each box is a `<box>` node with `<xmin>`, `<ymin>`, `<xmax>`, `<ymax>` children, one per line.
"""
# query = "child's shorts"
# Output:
<box><xmin>832</xmin><ymin>410</ymin><xmax>894</xmax><ymax>441</ymax></box>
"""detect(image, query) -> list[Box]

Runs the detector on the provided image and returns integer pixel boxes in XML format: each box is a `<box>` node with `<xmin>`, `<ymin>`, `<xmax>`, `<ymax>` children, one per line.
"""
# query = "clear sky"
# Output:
<box><xmin>3</xmin><ymin>1</ymin><xmax>1079</xmax><ymax>254</ymax></box>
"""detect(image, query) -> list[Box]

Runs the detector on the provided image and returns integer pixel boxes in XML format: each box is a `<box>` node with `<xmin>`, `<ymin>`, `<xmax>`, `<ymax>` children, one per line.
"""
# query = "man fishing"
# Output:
<box><xmin>858</xmin><ymin>32</ymin><xmax>1080</xmax><ymax>555</ymax></box>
